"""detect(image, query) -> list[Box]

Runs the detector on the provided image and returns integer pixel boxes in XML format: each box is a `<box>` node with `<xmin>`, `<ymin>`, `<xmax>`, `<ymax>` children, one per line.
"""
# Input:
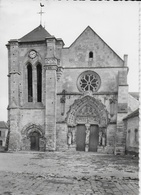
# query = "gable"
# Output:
<box><xmin>128</xmin><ymin>94</ymin><xmax>139</xmax><ymax>113</ymax></box>
<box><xmin>61</xmin><ymin>26</ymin><xmax>124</xmax><ymax>67</ymax></box>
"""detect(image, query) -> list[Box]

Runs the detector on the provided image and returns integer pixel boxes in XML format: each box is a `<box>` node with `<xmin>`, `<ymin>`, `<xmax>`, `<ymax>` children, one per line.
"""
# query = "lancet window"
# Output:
<box><xmin>27</xmin><ymin>64</ymin><xmax>33</xmax><ymax>102</ymax></box>
<box><xmin>37</xmin><ymin>64</ymin><xmax>42</xmax><ymax>102</ymax></box>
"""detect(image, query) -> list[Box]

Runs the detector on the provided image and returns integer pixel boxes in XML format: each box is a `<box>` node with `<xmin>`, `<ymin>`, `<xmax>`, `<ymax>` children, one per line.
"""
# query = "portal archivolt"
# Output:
<box><xmin>66</xmin><ymin>95</ymin><xmax>109</xmax><ymax>127</ymax></box>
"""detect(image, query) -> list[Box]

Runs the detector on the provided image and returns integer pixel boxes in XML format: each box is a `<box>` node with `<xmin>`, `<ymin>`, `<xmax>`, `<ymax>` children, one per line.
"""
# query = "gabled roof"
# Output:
<box><xmin>123</xmin><ymin>108</ymin><xmax>139</xmax><ymax>120</ymax></box>
<box><xmin>19</xmin><ymin>25</ymin><xmax>52</xmax><ymax>42</ymax></box>
<box><xmin>0</xmin><ymin>121</ymin><xmax>8</xmax><ymax>129</ymax></box>
<box><xmin>129</xmin><ymin>92</ymin><xmax>139</xmax><ymax>101</ymax></box>
<box><xmin>66</xmin><ymin>26</ymin><xmax>123</xmax><ymax>62</ymax></box>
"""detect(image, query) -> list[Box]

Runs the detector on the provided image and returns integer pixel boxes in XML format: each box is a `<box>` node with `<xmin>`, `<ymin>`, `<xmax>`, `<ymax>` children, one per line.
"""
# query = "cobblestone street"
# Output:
<box><xmin>0</xmin><ymin>152</ymin><xmax>139</xmax><ymax>195</ymax></box>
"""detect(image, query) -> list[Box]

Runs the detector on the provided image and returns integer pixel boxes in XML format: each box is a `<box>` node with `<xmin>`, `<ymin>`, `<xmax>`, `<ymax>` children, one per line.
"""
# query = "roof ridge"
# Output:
<box><xmin>65</xmin><ymin>26</ymin><xmax>123</xmax><ymax>62</ymax></box>
<box><xmin>0</xmin><ymin>121</ymin><xmax>8</xmax><ymax>128</ymax></box>
<box><xmin>19</xmin><ymin>25</ymin><xmax>52</xmax><ymax>42</ymax></box>
<box><xmin>123</xmin><ymin>108</ymin><xmax>139</xmax><ymax>120</ymax></box>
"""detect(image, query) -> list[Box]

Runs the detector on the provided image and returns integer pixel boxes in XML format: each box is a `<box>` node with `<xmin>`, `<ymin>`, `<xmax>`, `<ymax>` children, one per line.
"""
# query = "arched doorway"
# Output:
<box><xmin>66</xmin><ymin>95</ymin><xmax>109</xmax><ymax>152</ymax></box>
<box><xmin>21</xmin><ymin>124</ymin><xmax>45</xmax><ymax>151</ymax></box>
<box><xmin>30</xmin><ymin>131</ymin><xmax>40</xmax><ymax>151</ymax></box>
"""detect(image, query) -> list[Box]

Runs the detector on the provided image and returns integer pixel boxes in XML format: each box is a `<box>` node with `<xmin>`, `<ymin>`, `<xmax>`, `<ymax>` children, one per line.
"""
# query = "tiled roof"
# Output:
<box><xmin>0</xmin><ymin>121</ymin><xmax>8</xmax><ymax>129</ymax></box>
<box><xmin>123</xmin><ymin>108</ymin><xmax>139</xmax><ymax>120</ymax></box>
<box><xmin>19</xmin><ymin>25</ymin><xmax>52</xmax><ymax>42</ymax></box>
<box><xmin>129</xmin><ymin>92</ymin><xmax>139</xmax><ymax>101</ymax></box>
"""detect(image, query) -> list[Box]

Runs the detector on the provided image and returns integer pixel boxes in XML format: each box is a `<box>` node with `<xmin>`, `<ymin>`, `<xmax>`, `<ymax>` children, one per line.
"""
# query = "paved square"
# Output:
<box><xmin>0</xmin><ymin>152</ymin><xmax>139</xmax><ymax>195</ymax></box>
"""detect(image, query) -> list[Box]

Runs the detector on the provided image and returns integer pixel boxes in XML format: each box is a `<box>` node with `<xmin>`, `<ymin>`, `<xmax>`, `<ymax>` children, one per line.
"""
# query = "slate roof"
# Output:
<box><xmin>123</xmin><ymin>108</ymin><xmax>139</xmax><ymax>120</ymax></box>
<box><xmin>0</xmin><ymin>121</ymin><xmax>8</xmax><ymax>129</ymax></box>
<box><xmin>19</xmin><ymin>25</ymin><xmax>52</xmax><ymax>42</ymax></box>
<box><xmin>129</xmin><ymin>92</ymin><xmax>139</xmax><ymax>101</ymax></box>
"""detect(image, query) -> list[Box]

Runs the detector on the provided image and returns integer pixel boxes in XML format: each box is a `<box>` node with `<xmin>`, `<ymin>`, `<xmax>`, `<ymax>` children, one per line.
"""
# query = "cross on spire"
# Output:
<box><xmin>38</xmin><ymin>3</ymin><xmax>45</xmax><ymax>25</ymax></box>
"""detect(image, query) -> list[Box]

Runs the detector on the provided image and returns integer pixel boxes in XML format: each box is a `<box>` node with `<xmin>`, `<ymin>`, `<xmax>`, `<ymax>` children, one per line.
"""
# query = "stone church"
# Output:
<box><xmin>6</xmin><ymin>25</ymin><xmax>134</xmax><ymax>154</ymax></box>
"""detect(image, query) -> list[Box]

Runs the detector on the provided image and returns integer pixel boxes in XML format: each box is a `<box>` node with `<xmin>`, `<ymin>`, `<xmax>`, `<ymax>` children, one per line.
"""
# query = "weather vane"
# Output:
<box><xmin>38</xmin><ymin>3</ymin><xmax>45</xmax><ymax>25</ymax></box>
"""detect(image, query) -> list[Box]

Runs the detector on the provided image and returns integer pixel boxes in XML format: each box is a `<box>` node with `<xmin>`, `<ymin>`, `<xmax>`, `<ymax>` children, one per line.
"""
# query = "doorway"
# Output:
<box><xmin>30</xmin><ymin>132</ymin><xmax>40</xmax><ymax>151</ymax></box>
<box><xmin>76</xmin><ymin>124</ymin><xmax>99</xmax><ymax>152</ymax></box>
<box><xmin>76</xmin><ymin>124</ymin><xmax>86</xmax><ymax>151</ymax></box>
<box><xmin>89</xmin><ymin>125</ymin><xmax>99</xmax><ymax>152</ymax></box>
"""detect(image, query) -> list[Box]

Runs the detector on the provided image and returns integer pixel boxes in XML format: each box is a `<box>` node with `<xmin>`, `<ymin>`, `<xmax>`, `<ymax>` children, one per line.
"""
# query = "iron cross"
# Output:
<box><xmin>38</xmin><ymin>3</ymin><xmax>45</xmax><ymax>25</ymax></box>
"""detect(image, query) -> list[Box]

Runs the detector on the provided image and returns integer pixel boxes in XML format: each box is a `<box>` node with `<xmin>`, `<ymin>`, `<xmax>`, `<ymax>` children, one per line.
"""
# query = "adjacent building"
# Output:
<box><xmin>0</xmin><ymin>121</ymin><xmax>8</xmax><ymax>151</ymax></box>
<box><xmin>123</xmin><ymin>108</ymin><xmax>139</xmax><ymax>156</ymax></box>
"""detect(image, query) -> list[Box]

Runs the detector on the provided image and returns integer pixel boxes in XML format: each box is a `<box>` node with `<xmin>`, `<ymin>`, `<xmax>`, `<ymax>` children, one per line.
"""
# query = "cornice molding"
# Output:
<box><xmin>57</xmin><ymin>92</ymin><xmax>118</xmax><ymax>95</ymax></box>
<box><xmin>63</xmin><ymin>66</ymin><xmax>128</xmax><ymax>69</ymax></box>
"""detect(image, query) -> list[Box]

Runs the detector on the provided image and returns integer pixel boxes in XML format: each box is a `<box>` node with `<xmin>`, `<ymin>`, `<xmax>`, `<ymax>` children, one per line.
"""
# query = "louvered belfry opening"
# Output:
<box><xmin>37</xmin><ymin>64</ymin><xmax>42</xmax><ymax>102</ymax></box>
<box><xmin>27</xmin><ymin>64</ymin><xmax>33</xmax><ymax>102</ymax></box>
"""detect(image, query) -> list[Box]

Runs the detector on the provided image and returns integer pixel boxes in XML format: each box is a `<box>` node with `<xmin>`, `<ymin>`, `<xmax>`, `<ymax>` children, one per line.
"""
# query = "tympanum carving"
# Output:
<box><xmin>66</xmin><ymin>95</ymin><xmax>109</xmax><ymax>127</ymax></box>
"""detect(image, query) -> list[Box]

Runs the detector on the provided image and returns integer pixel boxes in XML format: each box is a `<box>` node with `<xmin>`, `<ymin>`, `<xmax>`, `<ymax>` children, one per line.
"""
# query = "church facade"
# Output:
<box><xmin>6</xmin><ymin>25</ymin><xmax>130</xmax><ymax>154</ymax></box>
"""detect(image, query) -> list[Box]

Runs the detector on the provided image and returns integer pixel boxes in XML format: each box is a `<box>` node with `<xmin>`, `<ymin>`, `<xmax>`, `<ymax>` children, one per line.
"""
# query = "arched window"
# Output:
<box><xmin>37</xmin><ymin>64</ymin><xmax>42</xmax><ymax>102</ymax></box>
<box><xmin>89</xmin><ymin>51</ymin><xmax>93</xmax><ymax>59</ymax></box>
<box><xmin>27</xmin><ymin>64</ymin><xmax>33</xmax><ymax>102</ymax></box>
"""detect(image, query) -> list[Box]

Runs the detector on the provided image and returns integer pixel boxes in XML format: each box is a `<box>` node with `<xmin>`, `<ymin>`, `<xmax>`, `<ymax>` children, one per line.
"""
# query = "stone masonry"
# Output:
<box><xmin>6</xmin><ymin>25</ymin><xmax>136</xmax><ymax>154</ymax></box>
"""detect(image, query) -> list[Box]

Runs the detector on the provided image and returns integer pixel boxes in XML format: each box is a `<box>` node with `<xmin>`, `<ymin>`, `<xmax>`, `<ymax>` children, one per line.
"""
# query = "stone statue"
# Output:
<box><xmin>85</xmin><ymin>129</ymin><xmax>90</xmax><ymax>145</ymax></box>
<box><xmin>67</xmin><ymin>132</ymin><xmax>72</xmax><ymax>148</ymax></box>
<box><xmin>85</xmin><ymin>123</ymin><xmax>90</xmax><ymax>151</ymax></box>
<box><xmin>102</xmin><ymin>135</ymin><xmax>106</xmax><ymax>146</ymax></box>
<box><xmin>99</xmin><ymin>131</ymin><xmax>102</xmax><ymax>146</ymax></box>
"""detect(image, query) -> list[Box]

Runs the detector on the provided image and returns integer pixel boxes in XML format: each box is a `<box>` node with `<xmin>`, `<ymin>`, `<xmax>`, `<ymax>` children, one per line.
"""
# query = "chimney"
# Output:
<box><xmin>124</xmin><ymin>54</ymin><xmax>128</xmax><ymax>66</ymax></box>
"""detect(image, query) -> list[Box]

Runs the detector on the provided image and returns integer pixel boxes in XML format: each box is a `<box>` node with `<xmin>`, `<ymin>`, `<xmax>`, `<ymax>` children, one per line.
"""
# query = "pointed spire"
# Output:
<box><xmin>19</xmin><ymin>25</ymin><xmax>52</xmax><ymax>42</ymax></box>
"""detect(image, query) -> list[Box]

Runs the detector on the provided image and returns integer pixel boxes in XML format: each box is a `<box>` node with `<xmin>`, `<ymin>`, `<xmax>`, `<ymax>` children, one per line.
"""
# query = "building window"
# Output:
<box><xmin>37</xmin><ymin>64</ymin><xmax>42</xmax><ymax>102</ymax></box>
<box><xmin>0</xmin><ymin>140</ymin><xmax>2</xmax><ymax>146</ymax></box>
<box><xmin>89</xmin><ymin>51</ymin><xmax>93</xmax><ymax>59</ymax></box>
<box><xmin>77</xmin><ymin>71</ymin><xmax>101</xmax><ymax>92</ymax></box>
<box><xmin>135</xmin><ymin>129</ymin><xmax>138</xmax><ymax>143</ymax></box>
<box><xmin>27</xmin><ymin>64</ymin><xmax>33</xmax><ymax>102</ymax></box>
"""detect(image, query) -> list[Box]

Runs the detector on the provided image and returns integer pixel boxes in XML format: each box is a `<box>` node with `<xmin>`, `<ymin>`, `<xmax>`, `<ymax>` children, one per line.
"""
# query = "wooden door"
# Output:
<box><xmin>30</xmin><ymin>132</ymin><xmax>39</xmax><ymax>151</ymax></box>
<box><xmin>76</xmin><ymin>124</ymin><xmax>86</xmax><ymax>151</ymax></box>
<box><xmin>89</xmin><ymin>125</ymin><xmax>99</xmax><ymax>152</ymax></box>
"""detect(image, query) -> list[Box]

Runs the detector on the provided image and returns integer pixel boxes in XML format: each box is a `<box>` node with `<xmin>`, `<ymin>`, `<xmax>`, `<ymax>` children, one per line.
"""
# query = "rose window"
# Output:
<box><xmin>77</xmin><ymin>71</ymin><xmax>101</xmax><ymax>92</ymax></box>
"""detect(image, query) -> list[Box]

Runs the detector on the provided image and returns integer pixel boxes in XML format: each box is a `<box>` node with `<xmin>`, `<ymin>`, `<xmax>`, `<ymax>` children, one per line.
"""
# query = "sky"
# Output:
<box><xmin>0</xmin><ymin>0</ymin><xmax>139</xmax><ymax>121</ymax></box>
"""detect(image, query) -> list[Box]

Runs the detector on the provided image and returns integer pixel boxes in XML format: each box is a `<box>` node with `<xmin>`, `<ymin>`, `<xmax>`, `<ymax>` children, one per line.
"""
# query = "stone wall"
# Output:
<box><xmin>106</xmin><ymin>124</ymin><xmax>116</xmax><ymax>154</ymax></box>
<box><xmin>56</xmin><ymin>123</ymin><xmax>68</xmax><ymax>151</ymax></box>
<box><xmin>19</xmin><ymin>109</ymin><xmax>45</xmax><ymax>131</ymax></box>
<box><xmin>57</xmin><ymin>68</ymin><xmax>127</xmax><ymax>94</ymax></box>
<box><xmin>61</xmin><ymin>26</ymin><xmax>124</xmax><ymax>68</ymax></box>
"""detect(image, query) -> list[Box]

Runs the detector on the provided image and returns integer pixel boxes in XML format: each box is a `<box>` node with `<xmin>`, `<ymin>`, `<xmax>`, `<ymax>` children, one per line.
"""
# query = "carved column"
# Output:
<box><xmin>85</xmin><ymin>123</ymin><xmax>90</xmax><ymax>152</ymax></box>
